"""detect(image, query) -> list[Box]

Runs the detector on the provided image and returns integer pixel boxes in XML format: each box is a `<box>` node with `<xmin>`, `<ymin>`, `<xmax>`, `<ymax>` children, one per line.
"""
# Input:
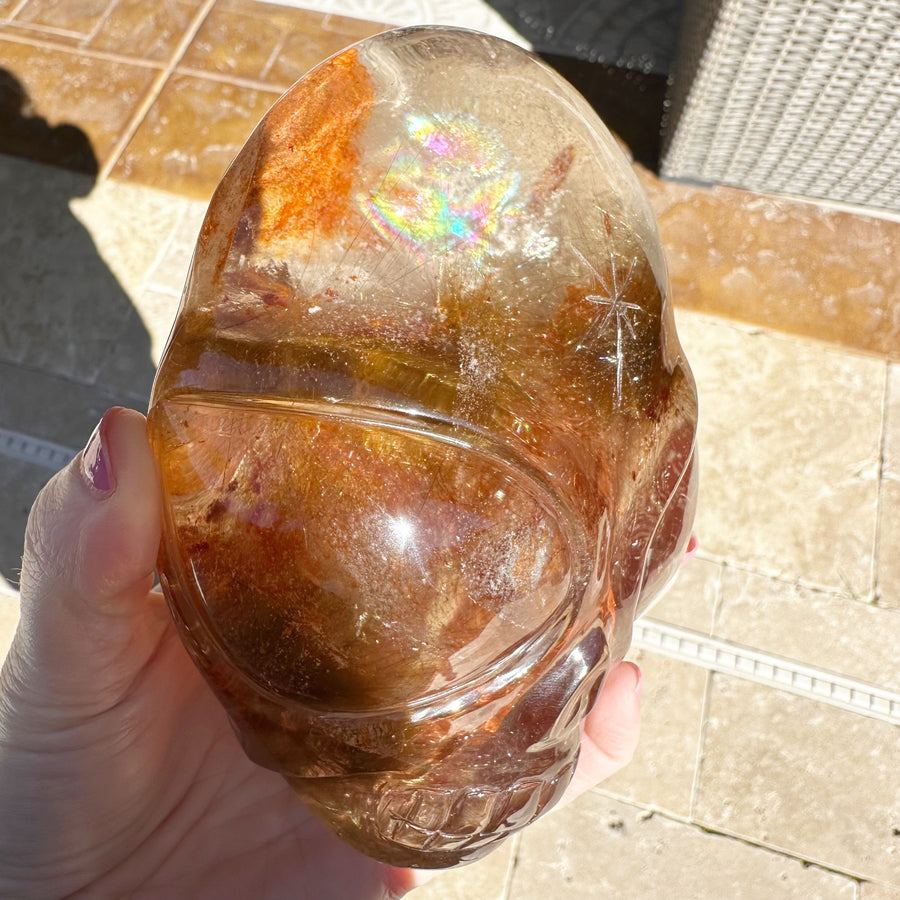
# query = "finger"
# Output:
<box><xmin>8</xmin><ymin>407</ymin><xmax>166</xmax><ymax>711</ymax></box>
<box><xmin>560</xmin><ymin>660</ymin><xmax>642</xmax><ymax>804</ymax></box>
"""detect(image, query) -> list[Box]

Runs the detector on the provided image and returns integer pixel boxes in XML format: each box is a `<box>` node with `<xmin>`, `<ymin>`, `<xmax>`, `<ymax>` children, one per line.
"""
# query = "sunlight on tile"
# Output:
<box><xmin>510</xmin><ymin>794</ymin><xmax>857</xmax><ymax>899</ymax></box>
<box><xmin>599</xmin><ymin>650</ymin><xmax>708</xmax><ymax>818</ymax></box>
<box><xmin>694</xmin><ymin>675</ymin><xmax>900</xmax><ymax>886</ymax></box>
<box><xmin>676</xmin><ymin>311</ymin><xmax>885</xmax><ymax>598</ymax></box>
<box><xmin>409</xmin><ymin>838</ymin><xmax>514</xmax><ymax>900</ymax></box>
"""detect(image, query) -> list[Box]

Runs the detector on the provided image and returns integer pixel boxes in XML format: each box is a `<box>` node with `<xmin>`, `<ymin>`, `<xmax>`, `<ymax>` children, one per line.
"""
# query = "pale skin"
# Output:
<box><xmin>0</xmin><ymin>407</ymin><xmax>642</xmax><ymax>900</ymax></box>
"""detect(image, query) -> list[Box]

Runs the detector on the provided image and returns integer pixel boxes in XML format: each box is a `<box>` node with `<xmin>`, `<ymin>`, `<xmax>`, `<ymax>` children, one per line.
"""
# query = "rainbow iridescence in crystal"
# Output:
<box><xmin>362</xmin><ymin>112</ymin><xmax>520</xmax><ymax>260</ymax></box>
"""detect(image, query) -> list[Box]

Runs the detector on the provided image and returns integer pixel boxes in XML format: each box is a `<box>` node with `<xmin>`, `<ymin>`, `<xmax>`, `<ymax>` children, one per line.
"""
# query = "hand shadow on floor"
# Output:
<box><xmin>0</xmin><ymin>67</ymin><xmax>158</xmax><ymax>586</ymax></box>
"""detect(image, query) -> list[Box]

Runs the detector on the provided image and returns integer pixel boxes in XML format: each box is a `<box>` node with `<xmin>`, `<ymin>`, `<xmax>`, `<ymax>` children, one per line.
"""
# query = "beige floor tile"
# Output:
<box><xmin>598</xmin><ymin>650</ymin><xmax>708</xmax><ymax>817</ymax></box>
<box><xmin>143</xmin><ymin>198</ymin><xmax>208</xmax><ymax>297</ymax></box>
<box><xmin>509</xmin><ymin>794</ymin><xmax>857</xmax><ymax>899</ymax></box>
<box><xmin>408</xmin><ymin>838</ymin><xmax>514</xmax><ymax>900</ymax></box>
<box><xmin>884</xmin><ymin>365</ymin><xmax>900</xmax><ymax>480</ymax></box>
<box><xmin>179</xmin><ymin>0</ymin><xmax>384</xmax><ymax>89</ymax></box>
<box><xmin>861</xmin><ymin>881</ymin><xmax>900</xmax><ymax>900</ymax></box>
<box><xmin>90</xmin><ymin>0</ymin><xmax>204</xmax><ymax>62</ymax></box>
<box><xmin>642</xmin><ymin>555</ymin><xmax>722</xmax><ymax>634</ymax></box>
<box><xmin>111</xmin><ymin>73</ymin><xmax>280</xmax><ymax>201</ymax></box>
<box><xmin>268</xmin><ymin>12</ymin><xmax>387</xmax><ymax>88</ymax></box>
<box><xmin>133</xmin><ymin>199</ymin><xmax>207</xmax><ymax>363</ymax></box>
<box><xmin>0</xmin><ymin>20</ymin><xmax>82</xmax><ymax>48</ymax></box>
<box><xmin>0</xmin><ymin>587</ymin><xmax>20</xmax><ymax>664</ymax></box>
<box><xmin>0</xmin><ymin>456</ymin><xmax>51</xmax><ymax>587</ymax></box>
<box><xmin>715</xmin><ymin>568</ymin><xmax>900</xmax><ymax>688</ymax></box>
<box><xmin>881</xmin><ymin>367</ymin><xmax>900</xmax><ymax>609</ymax></box>
<box><xmin>71</xmin><ymin>177</ymin><xmax>188</xmax><ymax>299</ymax></box>
<box><xmin>694</xmin><ymin>674</ymin><xmax>900</xmax><ymax>885</ymax></box>
<box><xmin>0</xmin><ymin>154</ymin><xmax>154</xmax><ymax>388</ymax></box>
<box><xmin>877</xmin><ymin>480</ymin><xmax>900</xmax><ymax>611</ymax></box>
<box><xmin>11</xmin><ymin>0</ymin><xmax>112</xmax><ymax>38</ymax></box>
<box><xmin>321</xmin><ymin>12</ymin><xmax>390</xmax><ymax>40</ymax></box>
<box><xmin>0</xmin><ymin>38</ymin><xmax>158</xmax><ymax>170</ymax></box>
<box><xmin>641</xmin><ymin>169</ymin><xmax>900</xmax><ymax>360</ymax></box>
<box><xmin>179</xmin><ymin>0</ymin><xmax>317</xmax><ymax>84</ymax></box>
<box><xmin>134</xmin><ymin>287</ymin><xmax>181</xmax><ymax>366</ymax></box>
<box><xmin>676</xmin><ymin>311</ymin><xmax>885</xmax><ymax>598</ymax></box>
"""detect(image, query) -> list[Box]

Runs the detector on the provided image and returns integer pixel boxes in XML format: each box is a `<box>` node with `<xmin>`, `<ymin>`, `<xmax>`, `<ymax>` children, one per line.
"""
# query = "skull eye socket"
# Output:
<box><xmin>155</xmin><ymin>399</ymin><xmax>573</xmax><ymax>711</ymax></box>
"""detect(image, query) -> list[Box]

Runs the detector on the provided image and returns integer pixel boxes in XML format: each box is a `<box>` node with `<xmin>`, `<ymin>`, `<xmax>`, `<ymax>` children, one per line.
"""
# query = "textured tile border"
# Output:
<box><xmin>634</xmin><ymin>618</ymin><xmax>900</xmax><ymax>726</ymax></box>
<box><xmin>0</xmin><ymin>428</ymin><xmax>77</xmax><ymax>471</ymax></box>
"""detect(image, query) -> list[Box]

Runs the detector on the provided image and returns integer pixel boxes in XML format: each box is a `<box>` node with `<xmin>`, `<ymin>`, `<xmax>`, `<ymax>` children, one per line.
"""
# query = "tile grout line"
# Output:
<box><xmin>707</xmin><ymin>550</ymin><xmax>727</xmax><ymax>635</ymax></box>
<box><xmin>5</xmin><ymin>0</ymin><xmax>31</xmax><ymax>19</ymax></box>
<box><xmin>0</xmin><ymin>26</ymin><xmax>169</xmax><ymax>66</ymax></box>
<box><xmin>97</xmin><ymin>0</ymin><xmax>220</xmax><ymax>183</ymax></box>
<box><xmin>141</xmin><ymin>200</ymin><xmax>193</xmax><ymax>299</ymax></box>
<box><xmin>499</xmin><ymin>833</ymin><xmax>522</xmax><ymax>900</ymax></box>
<box><xmin>81</xmin><ymin>0</ymin><xmax>122</xmax><ymax>47</ymax></box>
<box><xmin>592</xmin><ymin>789</ymin><xmax>872</xmax><ymax>887</ymax></box>
<box><xmin>689</xmin><ymin>549</ymin><xmax>879</xmax><ymax>603</ymax></box>
<box><xmin>174</xmin><ymin>64</ymin><xmax>291</xmax><ymax>94</ymax></box>
<box><xmin>687</xmin><ymin>561</ymin><xmax>723</xmax><ymax>819</ymax></box>
<box><xmin>871</xmin><ymin>362</ymin><xmax>891</xmax><ymax>605</ymax></box>
<box><xmin>633</xmin><ymin>618</ymin><xmax>900</xmax><ymax>725</ymax></box>
<box><xmin>1</xmin><ymin>20</ymin><xmax>89</xmax><ymax>41</ymax></box>
<box><xmin>258</xmin><ymin>32</ymin><xmax>287</xmax><ymax>83</ymax></box>
<box><xmin>687</xmin><ymin>667</ymin><xmax>714</xmax><ymax>822</ymax></box>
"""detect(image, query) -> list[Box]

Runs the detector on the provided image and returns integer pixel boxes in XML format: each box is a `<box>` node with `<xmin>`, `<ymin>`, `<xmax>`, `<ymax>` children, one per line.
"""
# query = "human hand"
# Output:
<box><xmin>0</xmin><ymin>407</ymin><xmax>641</xmax><ymax>900</ymax></box>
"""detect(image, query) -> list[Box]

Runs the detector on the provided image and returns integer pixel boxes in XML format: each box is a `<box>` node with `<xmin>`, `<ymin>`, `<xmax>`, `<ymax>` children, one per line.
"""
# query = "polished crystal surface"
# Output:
<box><xmin>148</xmin><ymin>25</ymin><xmax>698</xmax><ymax>869</ymax></box>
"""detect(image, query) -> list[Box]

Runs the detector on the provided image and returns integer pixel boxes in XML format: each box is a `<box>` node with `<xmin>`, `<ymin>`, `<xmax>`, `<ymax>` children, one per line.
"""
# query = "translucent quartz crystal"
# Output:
<box><xmin>149</xmin><ymin>26</ymin><xmax>698</xmax><ymax>869</ymax></box>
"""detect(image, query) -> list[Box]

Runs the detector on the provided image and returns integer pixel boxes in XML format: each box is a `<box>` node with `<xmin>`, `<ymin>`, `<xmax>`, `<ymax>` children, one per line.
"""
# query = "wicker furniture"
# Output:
<box><xmin>662</xmin><ymin>0</ymin><xmax>900</xmax><ymax>215</ymax></box>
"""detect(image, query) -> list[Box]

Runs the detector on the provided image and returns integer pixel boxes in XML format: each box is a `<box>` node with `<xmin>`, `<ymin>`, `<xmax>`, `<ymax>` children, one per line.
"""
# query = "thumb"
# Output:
<box><xmin>404</xmin><ymin>661</ymin><xmax>643</xmax><ymax>895</ymax></box>
<box><xmin>8</xmin><ymin>407</ymin><xmax>165</xmax><ymax>714</ymax></box>
<box><xmin>561</xmin><ymin>660</ymin><xmax>642</xmax><ymax>804</ymax></box>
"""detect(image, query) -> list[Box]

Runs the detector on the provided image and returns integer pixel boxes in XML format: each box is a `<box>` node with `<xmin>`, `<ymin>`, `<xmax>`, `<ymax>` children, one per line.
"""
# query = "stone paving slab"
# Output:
<box><xmin>513</xmin><ymin>794</ymin><xmax>859</xmax><ymax>900</ymax></box>
<box><xmin>694</xmin><ymin>675</ymin><xmax>900</xmax><ymax>886</ymax></box>
<box><xmin>677</xmin><ymin>312</ymin><xmax>886</xmax><ymax>599</ymax></box>
<box><xmin>600</xmin><ymin>649</ymin><xmax>708</xmax><ymax>819</ymax></box>
<box><xmin>409</xmin><ymin>838</ymin><xmax>515</xmax><ymax>900</ymax></box>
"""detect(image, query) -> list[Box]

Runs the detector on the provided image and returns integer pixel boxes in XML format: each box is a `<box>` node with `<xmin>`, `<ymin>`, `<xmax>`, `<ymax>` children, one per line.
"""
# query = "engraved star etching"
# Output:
<box><xmin>573</xmin><ymin>246</ymin><xmax>644</xmax><ymax>405</ymax></box>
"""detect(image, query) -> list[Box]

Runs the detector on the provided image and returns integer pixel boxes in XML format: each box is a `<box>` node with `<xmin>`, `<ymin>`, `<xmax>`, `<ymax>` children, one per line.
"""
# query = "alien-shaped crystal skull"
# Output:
<box><xmin>149</xmin><ymin>26</ymin><xmax>698</xmax><ymax>869</ymax></box>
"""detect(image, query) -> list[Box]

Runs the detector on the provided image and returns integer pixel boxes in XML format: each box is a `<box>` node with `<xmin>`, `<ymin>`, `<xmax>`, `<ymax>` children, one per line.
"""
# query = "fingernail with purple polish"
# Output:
<box><xmin>81</xmin><ymin>413</ymin><xmax>115</xmax><ymax>496</ymax></box>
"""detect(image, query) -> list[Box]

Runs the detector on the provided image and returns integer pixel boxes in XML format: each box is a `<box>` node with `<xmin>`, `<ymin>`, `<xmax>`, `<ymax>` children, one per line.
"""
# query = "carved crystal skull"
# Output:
<box><xmin>148</xmin><ymin>25</ymin><xmax>698</xmax><ymax>869</ymax></box>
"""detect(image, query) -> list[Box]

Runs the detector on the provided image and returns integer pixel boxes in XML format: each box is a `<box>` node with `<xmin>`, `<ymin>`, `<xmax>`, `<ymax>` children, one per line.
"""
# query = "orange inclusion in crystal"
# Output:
<box><xmin>250</xmin><ymin>49</ymin><xmax>374</xmax><ymax>245</ymax></box>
